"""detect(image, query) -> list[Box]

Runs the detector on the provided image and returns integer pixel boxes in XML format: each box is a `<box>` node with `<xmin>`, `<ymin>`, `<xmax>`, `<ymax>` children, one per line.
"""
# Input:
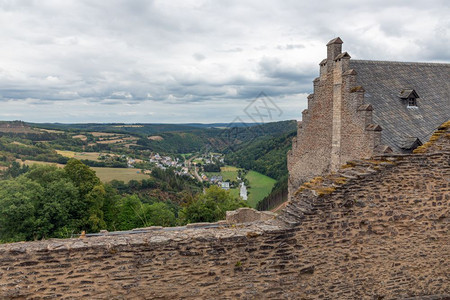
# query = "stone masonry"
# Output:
<box><xmin>287</xmin><ymin>37</ymin><xmax>450</xmax><ymax>200</ymax></box>
<box><xmin>288</xmin><ymin>37</ymin><xmax>381</xmax><ymax>198</ymax></box>
<box><xmin>0</xmin><ymin>121</ymin><xmax>449</xmax><ymax>299</ymax></box>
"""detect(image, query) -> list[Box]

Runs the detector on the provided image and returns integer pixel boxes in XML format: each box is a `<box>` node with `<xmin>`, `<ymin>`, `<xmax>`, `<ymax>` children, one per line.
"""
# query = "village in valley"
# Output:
<box><xmin>96</xmin><ymin>147</ymin><xmax>249</xmax><ymax>198</ymax></box>
<box><xmin>0</xmin><ymin>120</ymin><xmax>277</xmax><ymax>210</ymax></box>
<box><xmin>148</xmin><ymin>152</ymin><xmax>249</xmax><ymax>200</ymax></box>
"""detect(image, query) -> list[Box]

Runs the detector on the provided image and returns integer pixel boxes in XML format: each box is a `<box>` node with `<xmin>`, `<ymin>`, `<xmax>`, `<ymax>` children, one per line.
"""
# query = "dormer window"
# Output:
<box><xmin>399</xmin><ymin>89</ymin><xmax>419</xmax><ymax>108</ymax></box>
<box><xmin>407</xmin><ymin>97</ymin><xmax>417</xmax><ymax>107</ymax></box>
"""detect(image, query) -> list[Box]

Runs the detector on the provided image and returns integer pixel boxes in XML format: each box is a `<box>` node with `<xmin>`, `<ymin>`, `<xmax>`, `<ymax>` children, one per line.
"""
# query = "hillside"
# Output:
<box><xmin>224</xmin><ymin>121</ymin><xmax>296</xmax><ymax>210</ymax></box>
<box><xmin>225</xmin><ymin>123</ymin><xmax>296</xmax><ymax>180</ymax></box>
<box><xmin>0</xmin><ymin>120</ymin><xmax>297</xmax><ymax>211</ymax></box>
<box><xmin>30</xmin><ymin>120</ymin><xmax>296</xmax><ymax>154</ymax></box>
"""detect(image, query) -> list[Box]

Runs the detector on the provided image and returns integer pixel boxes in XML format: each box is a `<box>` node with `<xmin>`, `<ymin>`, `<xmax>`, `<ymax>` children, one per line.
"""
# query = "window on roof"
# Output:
<box><xmin>407</xmin><ymin>97</ymin><xmax>417</xmax><ymax>107</ymax></box>
<box><xmin>399</xmin><ymin>89</ymin><xmax>419</xmax><ymax>108</ymax></box>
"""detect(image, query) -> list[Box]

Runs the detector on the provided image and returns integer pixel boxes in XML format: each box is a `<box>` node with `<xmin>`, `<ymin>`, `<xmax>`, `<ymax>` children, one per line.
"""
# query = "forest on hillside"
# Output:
<box><xmin>0</xmin><ymin>120</ymin><xmax>297</xmax><ymax>242</ymax></box>
<box><xmin>0</xmin><ymin>160</ymin><xmax>247</xmax><ymax>243</ymax></box>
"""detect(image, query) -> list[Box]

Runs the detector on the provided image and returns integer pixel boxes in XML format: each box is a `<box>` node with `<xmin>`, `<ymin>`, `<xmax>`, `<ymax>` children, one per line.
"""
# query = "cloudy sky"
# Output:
<box><xmin>0</xmin><ymin>0</ymin><xmax>449</xmax><ymax>123</ymax></box>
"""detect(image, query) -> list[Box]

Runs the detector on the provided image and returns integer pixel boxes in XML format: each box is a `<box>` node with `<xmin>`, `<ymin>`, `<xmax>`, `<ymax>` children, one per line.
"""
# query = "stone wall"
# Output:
<box><xmin>0</xmin><ymin>124</ymin><xmax>449</xmax><ymax>299</ymax></box>
<box><xmin>226</xmin><ymin>207</ymin><xmax>276</xmax><ymax>224</ymax></box>
<box><xmin>287</xmin><ymin>37</ymin><xmax>384</xmax><ymax>200</ymax></box>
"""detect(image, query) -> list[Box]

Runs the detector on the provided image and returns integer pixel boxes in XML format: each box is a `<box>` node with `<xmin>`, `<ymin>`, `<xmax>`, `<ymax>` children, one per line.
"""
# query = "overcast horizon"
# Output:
<box><xmin>1</xmin><ymin>0</ymin><xmax>449</xmax><ymax>124</ymax></box>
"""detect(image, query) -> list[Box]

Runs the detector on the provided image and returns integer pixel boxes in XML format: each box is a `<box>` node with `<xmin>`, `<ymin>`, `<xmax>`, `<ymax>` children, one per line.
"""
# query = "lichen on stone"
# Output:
<box><xmin>413</xmin><ymin>120</ymin><xmax>450</xmax><ymax>154</ymax></box>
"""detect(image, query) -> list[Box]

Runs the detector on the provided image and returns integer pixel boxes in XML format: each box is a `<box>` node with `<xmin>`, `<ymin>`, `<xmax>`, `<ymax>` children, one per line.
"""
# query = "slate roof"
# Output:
<box><xmin>398</xmin><ymin>89</ymin><xmax>419</xmax><ymax>99</ymax></box>
<box><xmin>349</xmin><ymin>60</ymin><xmax>450</xmax><ymax>152</ymax></box>
<box><xmin>398</xmin><ymin>137</ymin><xmax>422</xmax><ymax>150</ymax></box>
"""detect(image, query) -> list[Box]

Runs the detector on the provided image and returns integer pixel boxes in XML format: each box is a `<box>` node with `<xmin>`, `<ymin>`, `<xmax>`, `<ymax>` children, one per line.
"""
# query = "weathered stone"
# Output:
<box><xmin>226</xmin><ymin>208</ymin><xmax>276</xmax><ymax>224</ymax></box>
<box><xmin>287</xmin><ymin>37</ymin><xmax>450</xmax><ymax>202</ymax></box>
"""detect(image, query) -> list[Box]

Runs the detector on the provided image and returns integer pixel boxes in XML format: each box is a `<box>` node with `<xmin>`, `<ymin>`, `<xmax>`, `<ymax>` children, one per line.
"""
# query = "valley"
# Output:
<box><xmin>0</xmin><ymin>120</ymin><xmax>296</xmax><ymax>236</ymax></box>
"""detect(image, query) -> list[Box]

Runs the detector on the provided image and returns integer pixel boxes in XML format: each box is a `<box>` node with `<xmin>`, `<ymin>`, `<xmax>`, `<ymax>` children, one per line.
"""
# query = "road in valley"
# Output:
<box><xmin>186</xmin><ymin>155</ymin><xmax>203</xmax><ymax>182</ymax></box>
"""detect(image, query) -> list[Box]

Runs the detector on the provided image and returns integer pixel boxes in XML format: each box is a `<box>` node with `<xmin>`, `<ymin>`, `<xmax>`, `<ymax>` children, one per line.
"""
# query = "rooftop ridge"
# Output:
<box><xmin>352</xmin><ymin>59</ymin><xmax>450</xmax><ymax>66</ymax></box>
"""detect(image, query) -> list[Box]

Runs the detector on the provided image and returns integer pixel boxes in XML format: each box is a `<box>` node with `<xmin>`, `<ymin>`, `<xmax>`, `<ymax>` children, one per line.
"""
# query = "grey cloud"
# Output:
<box><xmin>277</xmin><ymin>44</ymin><xmax>304</xmax><ymax>50</ymax></box>
<box><xmin>0</xmin><ymin>0</ymin><xmax>448</xmax><ymax>122</ymax></box>
<box><xmin>216</xmin><ymin>47</ymin><xmax>243</xmax><ymax>53</ymax></box>
<box><xmin>109</xmin><ymin>91</ymin><xmax>133</xmax><ymax>99</ymax></box>
<box><xmin>193</xmin><ymin>53</ymin><xmax>206</xmax><ymax>61</ymax></box>
<box><xmin>258</xmin><ymin>57</ymin><xmax>315</xmax><ymax>82</ymax></box>
<box><xmin>99</xmin><ymin>100</ymin><xmax>124</xmax><ymax>105</ymax></box>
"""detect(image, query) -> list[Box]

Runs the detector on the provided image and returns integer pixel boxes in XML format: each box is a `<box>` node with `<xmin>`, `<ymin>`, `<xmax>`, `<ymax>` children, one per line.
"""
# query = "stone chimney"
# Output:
<box><xmin>326</xmin><ymin>37</ymin><xmax>343</xmax><ymax>62</ymax></box>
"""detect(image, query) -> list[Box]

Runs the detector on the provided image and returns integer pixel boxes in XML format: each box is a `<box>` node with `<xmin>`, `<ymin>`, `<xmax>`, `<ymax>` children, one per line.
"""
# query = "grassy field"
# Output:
<box><xmin>12</xmin><ymin>141</ymin><xmax>30</xmax><ymax>147</ymax></box>
<box><xmin>228</xmin><ymin>188</ymin><xmax>240</xmax><ymax>199</ymax></box>
<box><xmin>245</xmin><ymin>171</ymin><xmax>276</xmax><ymax>208</ymax></box>
<box><xmin>91</xmin><ymin>132</ymin><xmax>119</xmax><ymax>137</ymax></box>
<box><xmin>72</xmin><ymin>134</ymin><xmax>87</xmax><ymax>141</ymax></box>
<box><xmin>56</xmin><ymin>150</ymin><xmax>102</xmax><ymax>162</ymax></box>
<box><xmin>38</xmin><ymin>128</ymin><xmax>65</xmax><ymax>134</ymax></box>
<box><xmin>20</xmin><ymin>160</ymin><xmax>66</xmax><ymax>168</ymax></box>
<box><xmin>113</xmin><ymin>125</ymin><xmax>144</xmax><ymax>128</ymax></box>
<box><xmin>205</xmin><ymin>166</ymin><xmax>275</xmax><ymax>208</ymax></box>
<box><xmin>205</xmin><ymin>166</ymin><xmax>239</xmax><ymax>182</ymax></box>
<box><xmin>220</xmin><ymin>166</ymin><xmax>239</xmax><ymax>181</ymax></box>
<box><xmin>91</xmin><ymin>167</ymin><xmax>150</xmax><ymax>183</ymax></box>
<box><xmin>17</xmin><ymin>160</ymin><xmax>149</xmax><ymax>183</ymax></box>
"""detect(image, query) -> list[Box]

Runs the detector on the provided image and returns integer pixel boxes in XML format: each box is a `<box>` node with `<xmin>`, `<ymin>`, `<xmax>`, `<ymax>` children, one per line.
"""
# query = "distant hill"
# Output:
<box><xmin>181</xmin><ymin>123</ymin><xmax>260</xmax><ymax>129</ymax></box>
<box><xmin>224</xmin><ymin>121</ymin><xmax>296</xmax><ymax>180</ymax></box>
<box><xmin>0</xmin><ymin>120</ymin><xmax>27</xmax><ymax>128</ymax></box>
<box><xmin>0</xmin><ymin>121</ymin><xmax>40</xmax><ymax>134</ymax></box>
<box><xmin>29</xmin><ymin>121</ymin><xmax>297</xmax><ymax>154</ymax></box>
<box><xmin>29</xmin><ymin>122</ymin><xmax>260</xmax><ymax>134</ymax></box>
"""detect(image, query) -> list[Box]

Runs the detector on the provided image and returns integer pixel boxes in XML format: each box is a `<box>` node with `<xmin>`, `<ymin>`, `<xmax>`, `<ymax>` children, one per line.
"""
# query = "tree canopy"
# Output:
<box><xmin>0</xmin><ymin>160</ymin><xmax>247</xmax><ymax>243</ymax></box>
<box><xmin>180</xmin><ymin>185</ymin><xmax>248</xmax><ymax>223</ymax></box>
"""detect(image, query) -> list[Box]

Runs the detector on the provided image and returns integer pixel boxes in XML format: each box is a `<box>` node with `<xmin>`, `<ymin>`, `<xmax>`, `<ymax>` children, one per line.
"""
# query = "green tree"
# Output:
<box><xmin>63</xmin><ymin>159</ymin><xmax>108</xmax><ymax>232</ymax></box>
<box><xmin>64</xmin><ymin>159</ymin><xmax>100</xmax><ymax>197</ymax></box>
<box><xmin>0</xmin><ymin>164</ymin><xmax>95</xmax><ymax>241</ymax></box>
<box><xmin>85</xmin><ymin>185</ymin><xmax>107</xmax><ymax>232</ymax></box>
<box><xmin>102</xmin><ymin>184</ymin><xmax>122</xmax><ymax>231</ymax></box>
<box><xmin>2</xmin><ymin>161</ymin><xmax>29</xmax><ymax>178</ymax></box>
<box><xmin>25</xmin><ymin>164</ymin><xmax>67</xmax><ymax>187</ymax></box>
<box><xmin>37</xmin><ymin>178</ymin><xmax>79</xmax><ymax>238</ymax></box>
<box><xmin>116</xmin><ymin>195</ymin><xmax>147</xmax><ymax>230</ymax></box>
<box><xmin>0</xmin><ymin>177</ymin><xmax>43</xmax><ymax>242</ymax></box>
<box><xmin>144</xmin><ymin>202</ymin><xmax>176</xmax><ymax>227</ymax></box>
<box><xmin>180</xmin><ymin>186</ymin><xmax>248</xmax><ymax>224</ymax></box>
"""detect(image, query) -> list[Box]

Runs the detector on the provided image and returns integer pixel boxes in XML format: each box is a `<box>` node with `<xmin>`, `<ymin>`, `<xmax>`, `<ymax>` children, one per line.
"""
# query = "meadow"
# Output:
<box><xmin>205</xmin><ymin>165</ymin><xmax>239</xmax><ymax>181</ymax></box>
<box><xmin>245</xmin><ymin>171</ymin><xmax>276</xmax><ymax>208</ymax></box>
<box><xmin>18</xmin><ymin>160</ymin><xmax>149</xmax><ymax>183</ymax></box>
<box><xmin>91</xmin><ymin>167</ymin><xmax>150</xmax><ymax>183</ymax></box>
<box><xmin>56</xmin><ymin>150</ymin><xmax>102</xmax><ymax>162</ymax></box>
<box><xmin>206</xmin><ymin>166</ymin><xmax>275</xmax><ymax>208</ymax></box>
<box><xmin>20</xmin><ymin>160</ymin><xmax>66</xmax><ymax>168</ymax></box>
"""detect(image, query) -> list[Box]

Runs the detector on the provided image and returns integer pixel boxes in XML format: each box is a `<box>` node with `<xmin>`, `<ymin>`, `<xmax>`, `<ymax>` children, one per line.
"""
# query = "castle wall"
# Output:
<box><xmin>1</xmin><ymin>124</ymin><xmax>449</xmax><ymax>299</ymax></box>
<box><xmin>287</xmin><ymin>68</ymin><xmax>334</xmax><ymax>196</ymax></box>
<box><xmin>288</xmin><ymin>38</ymin><xmax>383</xmax><ymax>200</ymax></box>
<box><xmin>339</xmin><ymin>74</ymin><xmax>379</xmax><ymax>165</ymax></box>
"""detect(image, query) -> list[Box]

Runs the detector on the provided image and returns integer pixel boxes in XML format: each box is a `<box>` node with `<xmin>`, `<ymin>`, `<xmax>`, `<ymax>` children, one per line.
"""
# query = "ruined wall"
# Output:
<box><xmin>0</xmin><ymin>123</ymin><xmax>449</xmax><ymax>299</ymax></box>
<box><xmin>288</xmin><ymin>37</ymin><xmax>383</xmax><ymax>200</ymax></box>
